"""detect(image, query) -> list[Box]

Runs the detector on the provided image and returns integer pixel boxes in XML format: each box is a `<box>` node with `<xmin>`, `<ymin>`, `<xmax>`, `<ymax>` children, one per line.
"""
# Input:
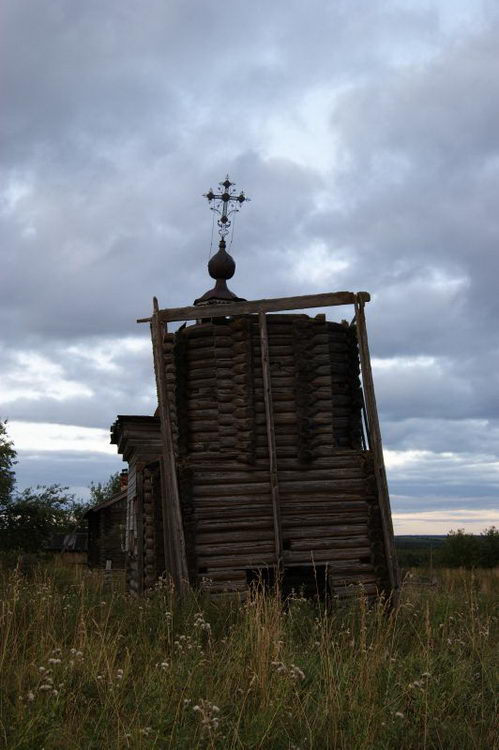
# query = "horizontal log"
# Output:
<box><xmin>197</xmin><ymin>553</ymin><xmax>276</xmax><ymax>568</ymax></box>
<box><xmin>280</xmin><ymin>479</ymin><xmax>368</xmax><ymax>492</ymax></box>
<box><xmin>197</xmin><ymin>529</ymin><xmax>276</xmax><ymax>545</ymax></box>
<box><xmin>194</xmin><ymin>498</ymin><xmax>371</xmax><ymax>513</ymax></box>
<box><xmin>289</xmin><ymin>536</ymin><xmax>370</xmax><ymax>551</ymax></box>
<box><xmin>191</xmin><ymin>467</ymin><xmax>365</xmax><ymax>484</ymax></box>
<box><xmin>138</xmin><ymin>292</ymin><xmax>370</xmax><ymax>323</ymax></box>
<box><xmin>254</xmin><ymin>446</ymin><xmax>336</xmax><ymax>458</ymax></box>
<box><xmin>183</xmin><ymin>401</ymin><xmax>337</xmax><ymax>418</ymax></box>
<box><xmin>196</xmin><ymin>518</ymin><xmax>276</xmax><ymax>532</ymax></box>
<box><xmin>192</xmin><ymin>479</ymin><xmax>368</xmax><ymax>498</ymax></box>
<box><xmin>186</xmin><ymin>450</ymin><xmax>370</xmax><ymax>469</ymax></box>
<box><xmin>282</xmin><ymin>510</ymin><xmax>367</xmax><ymax>525</ymax></box>
<box><xmin>280</xmin><ymin>496</ymin><xmax>370</xmax><ymax>505</ymax></box>
<box><xmin>196</xmin><ymin>541</ymin><xmax>276</xmax><ymax>556</ymax></box>
<box><xmin>194</xmin><ymin>502</ymin><xmax>273</xmax><ymax>516</ymax></box>
<box><xmin>283</xmin><ymin>523</ymin><xmax>369</xmax><ymax>537</ymax></box>
<box><xmin>189</xmin><ymin>364</ymin><xmax>249</xmax><ymax>379</ymax></box>
<box><xmin>283</xmin><ymin>549</ymin><xmax>372</xmax><ymax>563</ymax></box>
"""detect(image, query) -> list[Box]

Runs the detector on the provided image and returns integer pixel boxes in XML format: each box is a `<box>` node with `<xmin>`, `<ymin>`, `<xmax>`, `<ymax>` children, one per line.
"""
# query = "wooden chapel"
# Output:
<box><xmin>110</xmin><ymin>176</ymin><xmax>400</xmax><ymax>600</ymax></box>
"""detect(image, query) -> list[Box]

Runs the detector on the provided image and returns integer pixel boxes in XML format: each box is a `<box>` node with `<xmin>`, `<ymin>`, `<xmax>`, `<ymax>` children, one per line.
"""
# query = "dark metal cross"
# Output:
<box><xmin>204</xmin><ymin>175</ymin><xmax>249</xmax><ymax>239</ymax></box>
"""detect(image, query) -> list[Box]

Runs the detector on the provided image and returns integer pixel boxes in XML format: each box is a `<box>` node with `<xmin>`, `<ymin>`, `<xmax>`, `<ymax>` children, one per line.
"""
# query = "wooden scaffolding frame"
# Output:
<box><xmin>139</xmin><ymin>290</ymin><xmax>400</xmax><ymax>597</ymax></box>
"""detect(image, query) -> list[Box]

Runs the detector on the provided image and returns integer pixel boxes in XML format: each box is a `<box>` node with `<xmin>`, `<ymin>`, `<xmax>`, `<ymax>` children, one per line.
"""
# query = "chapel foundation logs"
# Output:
<box><xmin>147</xmin><ymin>313</ymin><xmax>392</xmax><ymax>599</ymax></box>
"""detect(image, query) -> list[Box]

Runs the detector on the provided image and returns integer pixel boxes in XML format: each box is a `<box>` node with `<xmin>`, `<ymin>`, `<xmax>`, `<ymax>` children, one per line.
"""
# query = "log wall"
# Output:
<box><xmin>111</xmin><ymin>311</ymin><xmax>396</xmax><ymax>600</ymax></box>
<box><xmin>86</xmin><ymin>493</ymin><xmax>126</xmax><ymax>571</ymax></box>
<box><xmin>159</xmin><ymin>314</ymin><xmax>391</xmax><ymax>598</ymax></box>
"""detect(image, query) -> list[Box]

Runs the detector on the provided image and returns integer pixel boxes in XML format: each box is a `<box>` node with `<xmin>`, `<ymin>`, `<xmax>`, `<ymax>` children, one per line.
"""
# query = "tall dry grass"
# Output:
<box><xmin>0</xmin><ymin>562</ymin><xmax>497</xmax><ymax>749</ymax></box>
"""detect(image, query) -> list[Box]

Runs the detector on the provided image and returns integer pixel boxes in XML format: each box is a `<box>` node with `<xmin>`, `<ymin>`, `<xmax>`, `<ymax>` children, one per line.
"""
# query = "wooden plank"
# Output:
<box><xmin>259</xmin><ymin>311</ymin><xmax>283</xmax><ymax>569</ymax></box>
<box><xmin>192</xmin><ymin>479</ymin><xmax>368</xmax><ymax>496</ymax></box>
<box><xmin>197</xmin><ymin>529</ymin><xmax>277</xmax><ymax>545</ymax></box>
<box><xmin>136</xmin><ymin>470</ymin><xmax>144</xmax><ymax>595</ymax></box>
<box><xmin>151</xmin><ymin>298</ymin><xmax>189</xmax><ymax>593</ymax></box>
<box><xmin>196</xmin><ymin>540</ymin><xmax>276</xmax><ymax>556</ymax></box>
<box><xmin>137</xmin><ymin>291</ymin><xmax>371</xmax><ymax>323</ymax></box>
<box><xmin>191</xmin><ymin>467</ymin><xmax>365</xmax><ymax>483</ymax></box>
<box><xmin>289</xmin><ymin>536</ymin><xmax>370</xmax><ymax>551</ymax></box>
<box><xmin>283</xmin><ymin>525</ymin><xmax>369</xmax><ymax>539</ymax></box>
<box><xmin>197</xmin><ymin>553</ymin><xmax>275</xmax><ymax>569</ymax></box>
<box><xmin>283</xmin><ymin>549</ymin><xmax>372</xmax><ymax>563</ymax></box>
<box><xmin>196</xmin><ymin>518</ymin><xmax>274</xmax><ymax>532</ymax></box>
<box><xmin>354</xmin><ymin>298</ymin><xmax>400</xmax><ymax>598</ymax></box>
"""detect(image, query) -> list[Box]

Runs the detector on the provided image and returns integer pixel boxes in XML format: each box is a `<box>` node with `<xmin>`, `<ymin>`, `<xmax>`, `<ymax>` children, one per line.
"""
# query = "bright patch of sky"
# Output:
<box><xmin>393</xmin><ymin>508</ymin><xmax>497</xmax><ymax>534</ymax></box>
<box><xmin>8</xmin><ymin>421</ymin><xmax>116</xmax><ymax>455</ymax></box>
<box><xmin>1</xmin><ymin>351</ymin><xmax>93</xmax><ymax>403</ymax></box>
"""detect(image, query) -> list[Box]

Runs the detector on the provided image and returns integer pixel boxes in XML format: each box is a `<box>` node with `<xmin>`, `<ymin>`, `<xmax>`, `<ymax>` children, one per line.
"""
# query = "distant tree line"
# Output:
<box><xmin>396</xmin><ymin>527</ymin><xmax>499</xmax><ymax>569</ymax></box>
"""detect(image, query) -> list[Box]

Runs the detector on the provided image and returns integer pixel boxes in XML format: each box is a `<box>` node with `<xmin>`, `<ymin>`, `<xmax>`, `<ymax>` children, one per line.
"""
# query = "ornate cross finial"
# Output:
<box><xmin>194</xmin><ymin>174</ymin><xmax>249</xmax><ymax>306</ymax></box>
<box><xmin>204</xmin><ymin>175</ymin><xmax>249</xmax><ymax>240</ymax></box>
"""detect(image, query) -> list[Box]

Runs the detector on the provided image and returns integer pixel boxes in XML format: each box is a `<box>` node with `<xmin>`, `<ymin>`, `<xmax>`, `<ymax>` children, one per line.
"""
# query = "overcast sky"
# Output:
<box><xmin>2</xmin><ymin>0</ymin><xmax>499</xmax><ymax>533</ymax></box>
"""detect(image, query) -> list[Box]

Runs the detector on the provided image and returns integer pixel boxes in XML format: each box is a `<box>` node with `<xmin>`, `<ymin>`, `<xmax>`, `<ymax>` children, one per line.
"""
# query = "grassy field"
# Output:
<box><xmin>0</xmin><ymin>562</ymin><xmax>497</xmax><ymax>749</ymax></box>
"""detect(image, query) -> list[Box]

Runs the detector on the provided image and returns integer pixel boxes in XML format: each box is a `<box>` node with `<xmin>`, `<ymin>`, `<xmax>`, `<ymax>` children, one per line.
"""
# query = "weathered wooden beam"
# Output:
<box><xmin>151</xmin><ymin>297</ymin><xmax>189</xmax><ymax>593</ymax></box>
<box><xmin>354</xmin><ymin>298</ymin><xmax>401</xmax><ymax>599</ymax></box>
<box><xmin>136</xmin><ymin>470</ymin><xmax>144</xmax><ymax>596</ymax></box>
<box><xmin>138</xmin><ymin>291</ymin><xmax>371</xmax><ymax>324</ymax></box>
<box><xmin>259</xmin><ymin>311</ymin><xmax>283</xmax><ymax>570</ymax></box>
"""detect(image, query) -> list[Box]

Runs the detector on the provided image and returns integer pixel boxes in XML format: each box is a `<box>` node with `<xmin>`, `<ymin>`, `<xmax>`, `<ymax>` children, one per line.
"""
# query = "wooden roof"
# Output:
<box><xmin>111</xmin><ymin>415</ymin><xmax>162</xmax><ymax>463</ymax></box>
<box><xmin>83</xmin><ymin>488</ymin><xmax>127</xmax><ymax>517</ymax></box>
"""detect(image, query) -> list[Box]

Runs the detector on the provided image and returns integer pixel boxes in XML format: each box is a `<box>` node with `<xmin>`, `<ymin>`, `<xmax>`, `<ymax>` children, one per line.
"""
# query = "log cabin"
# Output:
<box><xmin>85</xmin><ymin>471</ymin><xmax>127</xmax><ymax>571</ymax></box>
<box><xmin>110</xmin><ymin>177</ymin><xmax>400</xmax><ymax>601</ymax></box>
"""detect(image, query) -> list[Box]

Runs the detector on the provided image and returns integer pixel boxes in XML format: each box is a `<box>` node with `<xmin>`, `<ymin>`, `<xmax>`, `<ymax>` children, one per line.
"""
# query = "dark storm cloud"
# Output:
<box><xmin>1</xmin><ymin>0</ymin><xmax>498</xmax><ymax>525</ymax></box>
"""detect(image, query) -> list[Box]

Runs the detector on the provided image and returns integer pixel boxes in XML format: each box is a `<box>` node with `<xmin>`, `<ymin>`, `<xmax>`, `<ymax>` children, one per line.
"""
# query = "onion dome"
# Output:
<box><xmin>194</xmin><ymin>239</ymin><xmax>246</xmax><ymax>305</ymax></box>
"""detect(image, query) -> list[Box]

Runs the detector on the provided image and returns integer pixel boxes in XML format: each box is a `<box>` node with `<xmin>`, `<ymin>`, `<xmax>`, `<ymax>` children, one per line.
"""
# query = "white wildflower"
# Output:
<box><xmin>289</xmin><ymin>664</ymin><xmax>305</xmax><ymax>681</ymax></box>
<box><xmin>271</xmin><ymin>660</ymin><xmax>305</xmax><ymax>681</ymax></box>
<box><xmin>192</xmin><ymin>699</ymin><xmax>222</xmax><ymax>733</ymax></box>
<box><xmin>193</xmin><ymin>612</ymin><xmax>212</xmax><ymax>634</ymax></box>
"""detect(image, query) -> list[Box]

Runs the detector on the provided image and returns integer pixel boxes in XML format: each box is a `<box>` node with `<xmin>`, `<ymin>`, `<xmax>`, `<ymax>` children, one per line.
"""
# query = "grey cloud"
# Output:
<box><xmin>1</xmin><ymin>0</ymin><xmax>499</xmax><ymax>524</ymax></box>
<box><xmin>14</xmin><ymin>450</ymin><xmax>123</xmax><ymax>495</ymax></box>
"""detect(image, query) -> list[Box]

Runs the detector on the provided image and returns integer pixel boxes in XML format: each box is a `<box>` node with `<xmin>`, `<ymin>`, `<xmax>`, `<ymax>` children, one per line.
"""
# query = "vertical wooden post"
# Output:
<box><xmin>354</xmin><ymin>298</ymin><xmax>400</xmax><ymax>596</ymax></box>
<box><xmin>259</xmin><ymin>312</ymin><xmax>283</xmax><ymax>571</ymax></box>
<box><xmin>136</xmin><ymin>470</ymin><xmax>145</xmax><ymax>595</ymax></box>
<box><xmin>151</xmin><ymin>297</ymin><xmax>189</xmax><ymax>594</ymax></box>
